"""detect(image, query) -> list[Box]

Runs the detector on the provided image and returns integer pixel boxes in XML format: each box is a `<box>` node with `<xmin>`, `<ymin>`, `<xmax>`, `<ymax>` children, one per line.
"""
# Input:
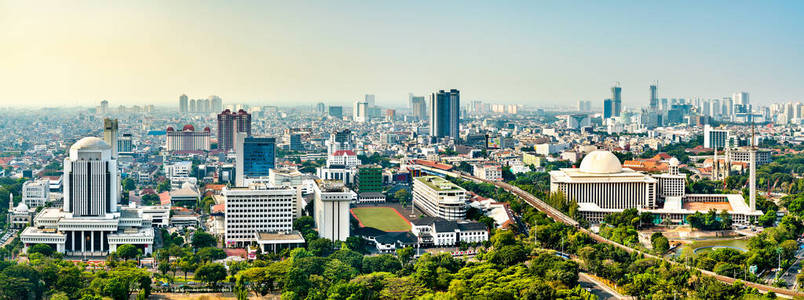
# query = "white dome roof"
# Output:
<box><xmin>15</xmin><ymin>201</ymin><xmax>28</xmax><ymax>213</ymax></box>
<box><xmin>71</xmin><ymin>137</ymin><xmax>111</xmax><ymax>151</ymax></box>
<box><xmin>579</xmin><ymin>150</ymin><xmax>623</xmax><ymax>174</ymax></box>
<box><xmin>668</xmin><ymin>157</ymin><xmax>680</xmax><ymax>166</ymax></box>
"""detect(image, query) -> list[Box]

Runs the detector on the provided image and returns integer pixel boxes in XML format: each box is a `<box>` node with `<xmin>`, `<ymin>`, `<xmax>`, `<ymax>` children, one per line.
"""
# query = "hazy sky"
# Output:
<box><xmin>1</xmin><ymin>1</ymin><xmax>802</xmax><ymax>108</ymax></box>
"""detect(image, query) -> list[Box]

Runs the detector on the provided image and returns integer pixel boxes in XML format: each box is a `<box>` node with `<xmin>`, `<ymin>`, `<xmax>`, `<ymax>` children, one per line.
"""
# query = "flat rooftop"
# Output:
<box><xmin>415</xmin><ymin>176</ymin><xmax>464</xmax><ymax>192</ymax></box>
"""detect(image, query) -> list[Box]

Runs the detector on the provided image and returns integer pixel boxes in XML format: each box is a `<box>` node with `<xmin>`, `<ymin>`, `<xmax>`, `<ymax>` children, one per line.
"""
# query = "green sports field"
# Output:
<box><xmin>350</xmin><ymin>207</ymin><xmax>411</xmax><ymax>232</ymax></box>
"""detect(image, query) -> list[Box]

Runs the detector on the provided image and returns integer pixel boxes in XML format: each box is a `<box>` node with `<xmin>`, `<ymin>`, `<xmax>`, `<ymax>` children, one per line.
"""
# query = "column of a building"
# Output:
<box><xmin>81</xmin><ymin>231</ymin><xmax>85</xmax><ymax>254</ymax></box>
<box><xmin>91</xmin><ymin>230</ymin><xmax>95</xmax><ymax>254</ymax></box>
<box><xmin>100</xmin><ymin>231</ymin><xmax>104</xmax><ymax>253</ymax></box>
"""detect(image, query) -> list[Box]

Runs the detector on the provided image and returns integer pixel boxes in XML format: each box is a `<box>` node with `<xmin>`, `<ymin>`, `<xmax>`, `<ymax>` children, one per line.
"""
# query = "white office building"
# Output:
<box><xmin>22</xmin><ymin>178</ymin><xmax>50</xmax><ymax>208</ymax></box>
<box><xmin>21</xmin><ymin>137</ymin><xmax>154</xmax><ymax>256</ymax></box>
<box><xmin>412</xmin><ymin>176</ymin><xmax>468</xmax><ymax>221</ymax></box>
<box><xmin>313</xmin><ymin>180</ymin><xmax>352</xmax><ymax>242</ymax></box>
<box><xmin>224</xmin><ymin>184</ymin><xmax>302</xmax><ymax>248</ymax></box>
<box><xmin>703</xmin><ymin>125</ymin><xmax>730</xmax><ymax>149</ymax></box>
<box><xmin>473</xmin><ymin>163</ymin><xmax>503</xmax><ymax>181</ymax></box>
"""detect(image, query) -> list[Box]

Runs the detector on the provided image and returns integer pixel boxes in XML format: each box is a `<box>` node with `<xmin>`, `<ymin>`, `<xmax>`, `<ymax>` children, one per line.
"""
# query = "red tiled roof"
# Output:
<box><xmin>159</xmin><ymin>191</ymin><xmax>171</xmax><ymax>205</ymax></box>
<box><xmin>412</xmin><ymin>159</ymin><xmax>453</xmax><ymax>171</ymax></box>
<box><xmin>332</xmin><ymin>150</ymin><xmax>356</xmax><ymax>156</ymax></box>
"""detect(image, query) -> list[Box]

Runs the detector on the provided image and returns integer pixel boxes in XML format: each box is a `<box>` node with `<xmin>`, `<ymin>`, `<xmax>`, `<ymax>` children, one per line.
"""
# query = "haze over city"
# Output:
<box><xmin>1</xmin><ymin>0</ymin><xmax>803</xmax><ymax>107</ymax></box>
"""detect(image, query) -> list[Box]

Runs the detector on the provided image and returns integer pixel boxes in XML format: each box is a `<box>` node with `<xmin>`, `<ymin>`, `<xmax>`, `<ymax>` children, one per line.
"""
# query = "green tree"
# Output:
<box><xmin>28</xmin><ymin>243</ymin><xmax>54</xmax><ymax>256</ymax></box>
<box><xmin>191</xmin><ymin>231</ymin><xmax>217</xmax><ymax>249</ymax></box>
<box><xmin>157</xmin><ymin>180</ymin><xmax>171</xmax><ymax>193</ymax></box>
<box><xmin>116</xmin><ymin>244</ymin><xmax>141</xmax><ymax>260</ymax></box>
<box><xmin>195</xmin><ymin>263</ymin><xmax>227</xmax><ymax>288</ymax></box>
<box><xmin>394</xmin><ymin>189</ymin><xmax>410</xmax><ymax>206</ymax></box>
<box><xmin>652</xmin><ymin>236</ymin><xmax>670</xmax><ymax>254</ymax></box>
<box><xmin>197</xmin><ymin>247</ymin><xmax>226</xmax><ymax>262</ymax></box>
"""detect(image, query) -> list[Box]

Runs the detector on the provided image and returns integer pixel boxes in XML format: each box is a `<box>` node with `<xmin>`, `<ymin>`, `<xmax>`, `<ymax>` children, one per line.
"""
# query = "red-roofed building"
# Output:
<box><xmin>159</xmin><ymin>191</ymin><xmax>171</xmax><ymax>205</ymax></box>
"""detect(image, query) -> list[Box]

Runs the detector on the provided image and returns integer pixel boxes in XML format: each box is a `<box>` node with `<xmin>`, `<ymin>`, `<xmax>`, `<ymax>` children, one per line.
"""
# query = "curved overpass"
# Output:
<box><xmin>456</xmin><ymin>172</ymin><xmax>804</xmax><ymax>298</ymax></box>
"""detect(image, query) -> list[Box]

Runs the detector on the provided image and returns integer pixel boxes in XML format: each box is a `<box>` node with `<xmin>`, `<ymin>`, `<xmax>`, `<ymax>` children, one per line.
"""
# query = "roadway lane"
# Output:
<box><xmin>578</xmin><ymin>272</ymin><xmax>628</xmax><ymax>300</ymax></box>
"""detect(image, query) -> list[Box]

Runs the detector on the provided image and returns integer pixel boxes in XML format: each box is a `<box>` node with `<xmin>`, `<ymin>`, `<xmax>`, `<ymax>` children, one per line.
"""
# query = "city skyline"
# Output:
<box><xmin>1</xmin><ymin>1</ymin><xmax>803</xmax><ymax>107</ymax></box>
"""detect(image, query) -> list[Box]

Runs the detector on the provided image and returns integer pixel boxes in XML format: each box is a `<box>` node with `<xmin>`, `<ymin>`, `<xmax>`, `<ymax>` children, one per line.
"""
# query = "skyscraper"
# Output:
<box><xmin>64</xmin><ymin>137</ymin><xmax>119</xmax><ymax>217</ymax></box>
<box><xmin>99</xmin><ymin>100</ymin><xmax>109</xmax><ymax>114</ymax></box>
<box><xmin>103</xmin><ymin>118</ymin><xmax>118</xmax><ymax>159</ymax></box>
<box><xmin>235</xmin><ymin>133</ymin><xmax>276</xmax><ymax>186</ymax></box>
<box><xmin>733</xmin><ymin>92</ymin><xmax>749</xmax><ymax>106</ymax></box>
<box><xmin>189</xmin><ymin>99</ymin><xmax>196</xmax><ymax>113</ymax></box>
<box><xmin>353</xmin><ymin>100</ymin><xmax>368</xmax><ymax>122</ymax></box>
<box><xmin>411</xmin><ymin>96</ymin><xmax>427</xmax><ymax>120</ymax></box>
<box><xmin>429</xmin><ymin>89</ymin><xmax>460</xmax><ymax>138</ymax></box>
<box><xmin>316</xmin><ymin>102</ymin><xmax>326</xmax><ymax>113</ymax></box>
<box><xmin>179</xmin><ymin>94</ymin><xmax>188</xmax><ymax>114</ymax></box>
<box><xmin>603</xmin><ymin>99</ymin><xmax>613</xmax><ymax>119</ymax></box>
<box><xmin>649</xmin><ymin>84</ymin><xmax>658</xmax><ymax>111</ymax></box>
<box><xmin>209</xmin><ymin>95</ymin><xmax>222</xmax><ymax>112</ymax></box>
<box><xmin>364</xmin><ymin>94</ymin><xmax>375</xmax><ymax>106</ymax></box>
<box><xmin>612</xmin><ymin>84</ymin><xmax>622</xmax><ymax>117</ymax></box>
<box><xmin>328</xmin><ymin>106</ymin><xmax>343</xmax><ymax>119</ymax></box>
<box><xmin>217</xmin><ymin>109</ymin><xmax>252</xmax><ymax>152</ymax></box>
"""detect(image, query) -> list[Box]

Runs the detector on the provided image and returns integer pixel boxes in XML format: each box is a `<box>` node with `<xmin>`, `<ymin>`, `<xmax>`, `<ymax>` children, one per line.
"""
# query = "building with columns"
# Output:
<box><xmin>21</xmin><ymin>137</ymin><xmax>154</xmax><ymax>256</ymax></box>
<box><xmin>549</xmin><ymin>150</ymin><xmax>762</xmax><ymax>225</ymax></box>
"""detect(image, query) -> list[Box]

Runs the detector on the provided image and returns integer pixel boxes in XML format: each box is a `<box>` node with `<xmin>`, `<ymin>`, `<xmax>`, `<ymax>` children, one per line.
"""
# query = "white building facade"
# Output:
<box><xmin>412</xmin><ymin>176</ymin><xmax>468</xmax><ymax>221</ymax></box>
<box><xmin>313</xmin><ymin>181</ymin><xmax>352</xmax><ymax>242</ymax></box>
<box><xmin>224</xmin><ymin>184</ymin><xmax>300</xmax><ymax>248</ymax></box>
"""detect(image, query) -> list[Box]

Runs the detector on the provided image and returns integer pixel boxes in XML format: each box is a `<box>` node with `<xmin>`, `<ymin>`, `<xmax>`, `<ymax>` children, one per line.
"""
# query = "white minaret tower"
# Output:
<box><xmin>749</xmin><ymin>123</ymin><xmax>757</xmax><ymax>211</ymax></box>
<box><xmin>713</xmin><ymin>146</ymin><xmax>718</xmax><ymax>180</ymax></box>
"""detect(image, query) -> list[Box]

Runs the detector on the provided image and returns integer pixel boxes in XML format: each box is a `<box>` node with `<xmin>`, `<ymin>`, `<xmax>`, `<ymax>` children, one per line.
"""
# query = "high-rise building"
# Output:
<box><xmin>118</xmin><ymin>133</ymin><xmax>133</xmax><ymax>155</ymax></box>
<box><xmin>217</xmin><ymin>109</ymin><xmax>252</xmax><ymax>152</ymax></box>
<box><xmin>99</xmin><ymin>100</ymin><xmax>109</xmax><ymax>114</ymax></box>
<box><xmin>603</xmin><ymin>99</ymin><xmax>613</xmax><ymax>119</ymax></box>
<box><xmin>179</xmin><ymin>94</ymin><xmax>188</xmax><ymax>113</ymax></box>
<box><xmin>328</xmin><ymin>106</ymin><xmax>343</xmax><ymax>119</ymax></box>
<box><xmin>289</xmin><ymin>134</ymin><xmax>303</xmax><ymax>151</ymax></box>
<box><xmin>64</xmin><ymin>138</ymin><xmax>119</xmax><ymax>217</ymax></box>
<box><xmin>364</xmin><ymin>94</ymin><xmax>375</xmax><ymax>106</ymax></box>
<box><xmin>429</xmin><ymin>89</ymin><xmax>460</xmax><ymax>138</ymax></box>
<box><xmin>612</xmin><ymin>84</ymin><xmax>622</xmax><ymax>117</ymax></box>
<box><xmin>703</xmin><ymin>125</ymin><xmax>730</xmax><ymax>149</ymax></box>
<box><xmin>189</xmin><ymin>99</ymin><xmax>196</xmax><ymax>113</ymax></box>
<box><xmin>313</xmin><ymin>181</ymin><xmax>352</xmax><ymax>241</ymax></box>
<box><xmin>353</xmin><ymin>100</ymin><xmax>368</xmax><ymax>122</ymax></box>
<box><xmin>223</xmin><ymin>184</ymin><xmax>302</xmax><ymax>249</ymax></box>
<box><xmin>165</xmin><ymin>125</ymin><xmax>211</xmax><ymax>152</ymax></box>
<box><xmin>411</xmin><ymin>96</ymin><xmax>427</xmax><ymax>120</ymax></box>
<box><xmin>356</xmin><ymin>165</ymin><xmax>383</xmax><ymax>194</ymax></box>
<box><xmin>235</xmin><ymin>133</ymin><xmax>276</xmax><ymax>186</ymax></box>
<box><xmin>209</xmin><ymin>95</ymin><xmax>223</xmax><ymax>112</ymax></box>
<box><xmin>649</xmin><ymin>84</ymin><xmax>658</xmax><ymax>111</ymax></box>
<box><xmin>103</xmin><ymin>118</ymin><xmax>118</xmax><ymax>159</ymax></box>
<box><xmin>21</xmin><ymin>137</ymin><xmax>155</xmax><ymax>256</ymax></box>
<box><xmin>733</xmin><ymin>92</ymin><xmax>749</xmax><ymax>107</ymax></box>
<box><xmin>316</xmin><ymin>102</ymin><xmax>326</xmax><ymax>113</ymax></box>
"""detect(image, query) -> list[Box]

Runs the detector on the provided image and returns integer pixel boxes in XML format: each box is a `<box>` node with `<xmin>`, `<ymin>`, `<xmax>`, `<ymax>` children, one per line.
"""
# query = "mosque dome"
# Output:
<box><xmin>579</xmin><ymin>150</ymin><xmax>623</xmax><ymax>174</ymax></box>
<box><xmin>15</xmin><ymin>201</ymin><xmax>29</xmax><ymax>213</ymax></box>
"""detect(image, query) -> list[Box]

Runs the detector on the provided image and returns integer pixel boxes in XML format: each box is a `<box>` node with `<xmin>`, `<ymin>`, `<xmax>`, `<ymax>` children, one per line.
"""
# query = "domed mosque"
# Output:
<box><xmin>550</xmin><ymin>149</ymin><xmax>762</xmax><ymax>225</ymax></box>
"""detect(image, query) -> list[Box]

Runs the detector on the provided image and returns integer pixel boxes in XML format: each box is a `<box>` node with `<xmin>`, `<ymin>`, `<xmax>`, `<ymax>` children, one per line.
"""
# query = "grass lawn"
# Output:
<box><xmin>351</xmin><ymin>207</ymin><xmax>411</xmax><ymax>232</ymax></box>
